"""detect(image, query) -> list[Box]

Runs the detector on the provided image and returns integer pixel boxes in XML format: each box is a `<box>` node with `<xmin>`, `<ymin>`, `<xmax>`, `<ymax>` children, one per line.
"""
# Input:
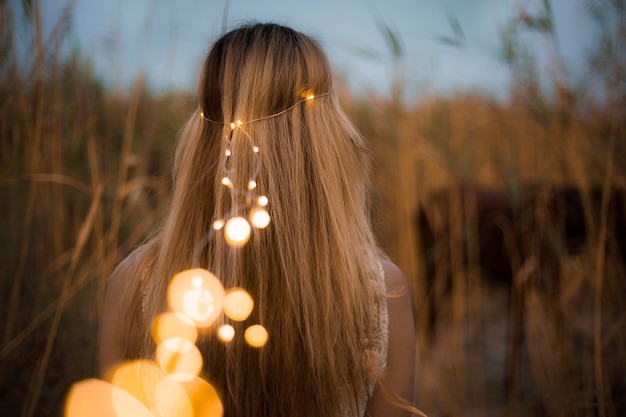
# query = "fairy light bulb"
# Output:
<box><xmin>306</xmin><ymin>94</ymin><xmax>315</xmax><ymax>100</ymax></box>
<box><xmin>250</xmin><ymin>208</ymin><xmax>270</xmax><ymax>229</ymax></box>
<box><xmin>221</xmin><ymin>177</ymin><xmax>232</xmax><ymax>187</ymax></box>
<box><xmin>218</xmin><ymin>325</ymin><xmax>235</xmax><ymax>342</ymax></box>
<box><xmin>258</xmin><ymin>196</ymin><xmax>268</xmax><ymax>207</ymax></box>
<box><xmin>252</xmin><ymin>146</ymin><xmax>259</xmax><ymax>153</ymax></box>
<box><xmin>225</xmin><ymin>149</ymin><xmax>231</xmax><ymax>156</ymax></box>
<box><xmin>248</xmin><ymin>180</ymin><xmax>257</xmax><ymax>190</ymax></box>
<box><xmin>224</xmin><ymin>217</ymin><xmax>251</xmax><ymax>246</ymax></box>
<box><xmin>212</xmin><ymin>219</ymin><xmax>225</xmax><ymax>230</ymax></box>
<box><xmin>168</xmin><ymin>269</ymin><xmax>224</xmax><ymax>328</ymax></box>
<box><xmin>156</xmin><ymin>337</ymin><xmax>203</xmax><ymax>381</ymax></box>
<box><xmin>244</xmin><ymin>325</ymin><xmax>268</xmax><ymax>348</ymax></box>
<box><xmin>223</xmin><ymin>289</ymin><xmax>254</xmax><ymax>321</ymax></box>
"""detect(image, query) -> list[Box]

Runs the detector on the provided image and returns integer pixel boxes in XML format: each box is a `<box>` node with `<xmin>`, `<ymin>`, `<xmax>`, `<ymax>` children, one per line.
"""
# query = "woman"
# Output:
<box><xmin>99</xmin><ymin>23</ymin><xmax>418</xmax><ymax>417</ymax></box>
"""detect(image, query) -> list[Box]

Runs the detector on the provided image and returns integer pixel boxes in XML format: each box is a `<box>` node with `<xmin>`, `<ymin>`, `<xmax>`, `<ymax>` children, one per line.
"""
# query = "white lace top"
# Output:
<box><xmin>349</xmin><ymin>259</ymin><xmax>390</xmax><ymax>416</ymax></box>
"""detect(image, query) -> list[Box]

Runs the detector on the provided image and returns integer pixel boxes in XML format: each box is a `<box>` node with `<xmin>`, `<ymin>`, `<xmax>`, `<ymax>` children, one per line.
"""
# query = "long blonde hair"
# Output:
<box><xmin>122</xmin><ymin>23</ymin><xmax>385</xmax><ymax>417</ymax></box>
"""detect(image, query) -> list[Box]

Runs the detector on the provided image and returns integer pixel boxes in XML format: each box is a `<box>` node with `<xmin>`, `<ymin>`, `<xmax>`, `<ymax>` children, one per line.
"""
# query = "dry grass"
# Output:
<box><xmin>1</xmin><ymin>1</ymin><xmax>625</xmax><ymax>416</ymax></box>
<box><xmin>340</xmin><ymin>77</ymin><xmax>625</xmax><ymax>415</ymax></box>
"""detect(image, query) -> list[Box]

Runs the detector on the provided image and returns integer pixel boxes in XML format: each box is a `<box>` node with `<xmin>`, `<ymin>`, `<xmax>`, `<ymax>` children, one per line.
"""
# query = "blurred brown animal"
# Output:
<box><xmin>414</xmin><ymin>182</ymin><xmax>626</xmax><ymax>332</ymax></box>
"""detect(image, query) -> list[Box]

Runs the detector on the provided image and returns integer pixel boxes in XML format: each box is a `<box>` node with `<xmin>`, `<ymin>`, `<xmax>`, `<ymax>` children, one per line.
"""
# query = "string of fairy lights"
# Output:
<box><xmin>202</xmin><ymin>90</ymin><xmax>332</xmax><ymax>247</ymax></box>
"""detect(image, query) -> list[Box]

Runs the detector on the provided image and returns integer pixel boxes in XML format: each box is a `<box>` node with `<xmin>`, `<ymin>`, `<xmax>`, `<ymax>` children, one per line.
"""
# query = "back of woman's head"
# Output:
<box><xmin>138</xmin><ymin>23</ymin><xmax>384</xmax><ymax>417</ymax></box>
<box><xmin>199</xmin><ymin>22</ymin><xmax>332</xmax><ymax>126</ymax></box>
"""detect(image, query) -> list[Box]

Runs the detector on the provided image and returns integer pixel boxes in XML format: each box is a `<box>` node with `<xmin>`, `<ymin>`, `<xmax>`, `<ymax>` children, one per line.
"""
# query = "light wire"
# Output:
<box><xmin>200</xmin><ymin>90</ymin><xmax>332</xmax><ymax>126</ymax></box>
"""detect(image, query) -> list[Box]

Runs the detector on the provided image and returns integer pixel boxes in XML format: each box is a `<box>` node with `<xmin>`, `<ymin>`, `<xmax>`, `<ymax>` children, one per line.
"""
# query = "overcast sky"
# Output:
<box><xmin>36</xmin><ymin>0</ymin><xmax>601</xmax><ymax>100</ymax></box>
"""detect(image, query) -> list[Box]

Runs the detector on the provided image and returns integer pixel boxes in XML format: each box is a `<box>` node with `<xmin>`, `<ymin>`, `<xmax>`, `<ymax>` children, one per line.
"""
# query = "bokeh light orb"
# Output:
<box><xmin>212</xmin><ymin>219</ymin><xmax>225</xmax><ymax>230</ymax></box>
<box><xmin>257</xmin><ymin>195</ymin><xmax>269</xmax><ymax>206</ymax></box>
<box><xmin>244</xmin><ymin>325</ymin><xmax>269</xmax><ymax>348</ymax></box>
<box><xmin>154</xmin><ymin>376</ymin><xmax>194</xmax><ymax>417</ymax></box>
<box><xmin>168</xmin><ymin>268</ymin><xmax>225</xmax><ymax>328</ymax></box>
<box><xmin>217</xmin><ymin>324</ymin><xmax>235</xmax><ymax>342</ymax></box>
<box><xmin>65</xmin><ymin>378</ymin><xmax>153</xmax><ymax>417</ymax></box>
<box><xmin>179</xmin><ymin>376</ymin><xmax>224</xmax><ymax>417</ymax></box>
<box><xmin>156</xmin><ymin>337</ymin><xmax>203</xmax><ymax>381</ymax></box>
<box><xmin>224</xmin><ymin>216</ymin><xmax>251</xmax><ymax>246</ymax></box>
<box><xmin>250</xmin><ymin>208</ymin><xmax>270</xmax><ymax>229</ymax></box>
<box><xmin>223</xmin><ymin>288</ymin><xmax>254</xmax><ymax>321</ymax></box>
<box><xmin>152</xmin><ymin>312</ymin><xmax>198</xmax><ymax>345</ymax></box>
<box><xmin>110</xmin><ymin>360</ymin><xmax>165</xmax><ymax>412</ymax></box>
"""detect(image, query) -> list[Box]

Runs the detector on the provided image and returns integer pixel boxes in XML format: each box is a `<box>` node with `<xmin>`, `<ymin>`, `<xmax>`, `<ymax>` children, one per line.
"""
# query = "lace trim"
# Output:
<box><xmin>351</xmin><ymin>258</ymin><xmax>389</xmax><ymax>416</ymax></box>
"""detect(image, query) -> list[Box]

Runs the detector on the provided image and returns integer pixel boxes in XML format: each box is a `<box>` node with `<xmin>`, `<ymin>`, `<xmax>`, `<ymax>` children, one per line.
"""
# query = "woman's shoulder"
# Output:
<box><xmin>378</xmin><ymin>259</ymin><xmax>409</xmax><ymax>295</ymax></box>
<box><xmin>106</xmin><ymin>243</ymin><xmax>153</xmax><ymax>299</ymax></box>
<box><xmin>99</xmin><ymin>243</ymin><xmax>153</xmax><ymax>376</ymax></box>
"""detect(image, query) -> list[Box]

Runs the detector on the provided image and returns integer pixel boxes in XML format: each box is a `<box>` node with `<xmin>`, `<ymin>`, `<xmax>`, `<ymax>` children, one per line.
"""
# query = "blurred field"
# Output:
<box><xmin>1</xmin><ymin>1</ymin><xmax>625</xmax><ymax>416</ymax></box>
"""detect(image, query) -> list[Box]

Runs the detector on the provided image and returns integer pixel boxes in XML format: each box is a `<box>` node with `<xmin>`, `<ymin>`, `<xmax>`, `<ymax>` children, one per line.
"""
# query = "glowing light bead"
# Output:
<box><xmin>154</xmin><ymin>377</ymin><xmax>194</xmax><ymax>416</ymax></box>
<box><xmin>177</xmin><ymin>377</ymin><xmax>223</xmax><ymax>417</ymax></box>
<box><xmin>250</xmin><ymin>208</ymin><xmax>270</xmax><ymax>228</ymax></box>
<box><xmin>258</xmin><ymin>196</ymin><xmax>269</xmax><ymax>206</ymax></box>
<box><xmin>230</xmin><ymin>122</ymin><xmax>236</xmax><ymax>130</ymax></box>
<box><xmin>236</xmin><ymin>119</ymin><xmax>243</xmax><ymax>126</ymax></box>
<box><xmin>156</xmin><ymin>337</ymin><xmax>203</xmax><ymax>382</ymax></box>
<box><xmin>221</xmin><ymin>177</ymin><xmax>232</xmax><ymax>187</ymax></box>
<box><xmin>168</xmin><ymin>269</ymin><xmax>225</xmax><ymax>328</ymax></box>
<box><xmin>110</xmin><ymin>360</ymin><xmax>165</xmax><ymax>412</ymax></box>
<box><xmin>252</xmin><ymin>146</ymin><xmax>259</xmax><ymax>153</ymax></box>
<box><xmin>183</xmin><ymin>286</ymin><xmax>215</xmax><ymax>321</ymax></box>
<box><xmin>65</xmin><ymin>378</ymin><xmax>153</xmax><ymax>417</ymax></box>
<box><xmin>152</xmin><ymin>312</ymin><xmax>198</xmax><ymax>345</ymax></box>
<box><xmin>223</xmin><ymin>289</ymin><xmax>254</xmax><ymax>321</ymax></box>
<box><xmin>306</xmin><ymin>94</ymin><xmax>315</xmax><ymax>100</ymax></box>
<box><xmin>248</xmin><ymin>180</ymin><xmax>257</xmax><ymax>190</ymax></box>
<box><xmin>218</xmin><ymin>324</ymin><xmax>235</xmax><ymax>342</ymax></box>
<box><xmin>224</xmin><ymin>216</ymin><xmax>251</xmax><ymax>247</ymax></box>
<box><xmin>224</xmin><ymin>149</ymin><xmax>231</xmax><ymax>156</ymax></box>
<box><xmin>244</xmin><ymin>325</ymin><xmax>269</xmax><ymax>348</ymax></box>
<box><xmin>213</xmin><ymin>219</ymin><xmax>225</xmax><ymax>230</ymax></box>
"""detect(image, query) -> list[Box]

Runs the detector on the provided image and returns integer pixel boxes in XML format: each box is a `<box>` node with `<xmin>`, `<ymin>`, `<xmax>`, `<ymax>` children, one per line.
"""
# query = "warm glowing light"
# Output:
<box><xmin>221</xmin><ymin>177</ymin><xmax>232</xmax><ymax>187</ymax></box>
<box><xmin>248</xmin><ymin>180</ymin><xmax>257</xmax><ymax>190</ymax></box>
<box><xmin>168</xmin><ymin>268</ymin><xmax>225</xmax><ymax>328</ymax></box>
<box><xmin>178</xmin><ymin>377</ymin><xmax>224</xmax><ymax>417</ymax></box>
<box><xmin>110</xmin><ymin>360</ymin><xmax>197</xmax><ymax>416</ymax></box>
<box><xmin>225</xmin><ymin>149</ymin><xmax>231</xmax><ymax>156</ymax></box>
<box><xmin>110</xmin><ymin>360</ymin><xmax>165</xmax><ymax>412</ymax></box>
<box><xmin>306</xmin><ymin>94</ymin><xmax>315</xmax><ymax>100</ymax></box>
<box><xmin>191</xmin><ymin>276</ymin><xmax>203</xmax><ymax>288</ymax></box>
<box><xmin>156</xmin><ymin>337</ymin><xmax>203</xmax><ymax>381</ymax></box>
<box><xmin>244</xmin><ymin>324</ymin><xmax>268</xmax><ymax>348</ymax></box>
<box><xmin>250</xmin><ymin>208</ymin><xmax>270</xmax><ymax>228</ymax></box>
<box><xmin>65</xmin><ymin>379</ymin><xmax>153</xmax><ymax>417</ymax></box>
<box><xmin>183</xmin><ymin>286</ymin><xmax>215</xmax><ymax>321</ymax></box>
<box><xmin>236</xmin><ymin>119</ymin><xmax>243</xmax><ymax>126</ymax></box>
<box><xmin>154</xmin><ymin>377</ymin><xmax>194</xmax><ymax>417</ymax></box>
<box><xmin>213</xmin><ymin>219</ymin><xmax>225</xmax><ymax>230</ymax></box>
<box><xmin>230</xmin><ymin>122</ymin><xmax>236</xmax><ymax>130</ymax></box>
<box><xmin>200</xmin><ymin>110</ymin><xmax>204</xmax><ymax>118</ymax></box>
<box><xmin>224</xmin><ymin>216</ymin><xmax>251</xmax><ymax>247</ymax></box>
<box><xmin>223</xmin><ymin>289</ymin><xmax>254</xmax><ymax>321</ymax></box>
<box><xmin>218</xmin><ymin>324</ymin><xmax>235</xmax><ymax>342</ymax></box>
<box><xmin>252</xmin><ymin>146</ymin><xmax>259</xmax><ymax>153</ymax></box>
<box><xmin>258</xmin><ymin>196</ymin><xmax>268</xmax><ymax>206</ymax></box>
<box><xmin>152</xmin><ymin>312</ymin><xmax>198</xmax><ymax>345</ymax></box>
